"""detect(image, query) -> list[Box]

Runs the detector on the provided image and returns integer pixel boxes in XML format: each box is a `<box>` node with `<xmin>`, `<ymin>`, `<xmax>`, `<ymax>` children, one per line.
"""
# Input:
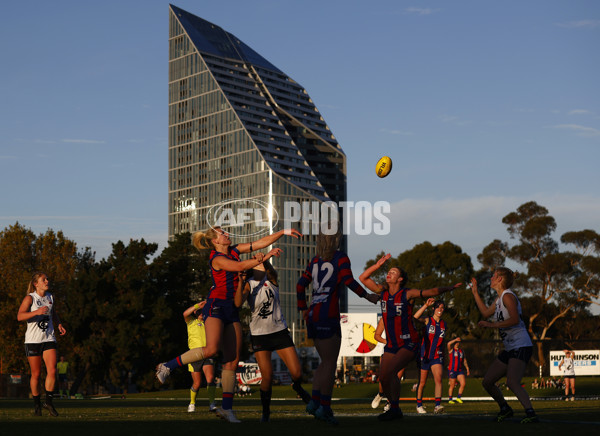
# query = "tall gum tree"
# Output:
<box><xmin>478</xmin><ymin>201</ymin><xmax>600</xmax><ymax>371</ymax></box>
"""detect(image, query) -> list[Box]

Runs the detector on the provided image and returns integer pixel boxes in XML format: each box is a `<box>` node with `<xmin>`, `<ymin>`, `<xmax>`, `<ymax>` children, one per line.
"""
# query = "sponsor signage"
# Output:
<box><xmin>340</xmin><ymin>313</ymin><xmax>384</xmax><ymax>357</ymax></box>
<box><xmin>236</xmin><ymin>361</ymin><xmax>262</xmax><ymax>385</ymax></box>
<box><xmin>549</xmin><ymin>349</ymin><xmax>600</xmax><ymax>376</ymax></box>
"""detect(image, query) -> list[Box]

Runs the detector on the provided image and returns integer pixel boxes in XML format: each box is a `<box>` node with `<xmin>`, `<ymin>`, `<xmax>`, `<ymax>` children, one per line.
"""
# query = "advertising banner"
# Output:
<box><xmin>236</xmin><ymin>361</ymin><xmax>262</xmax><ymax>385</ymax></box>
<box><xmin>549</xmin><ymin>350</ymin><xmax>600</xmax><ymax>376</ymax></box>
<box><xmin>340</xmin><ymin>313</ymin><xmax>384</xmax><ymax>357</ymax></box>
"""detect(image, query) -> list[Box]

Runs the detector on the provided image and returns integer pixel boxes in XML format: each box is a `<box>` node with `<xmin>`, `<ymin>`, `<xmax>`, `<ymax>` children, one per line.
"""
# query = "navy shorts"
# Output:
<box><xmin>498</xmin><ymin>346</ymin><xmax>533</xmax><ymax>364</ymax></box>
<box><xmin>251</xmin><ymin>329</ymin><xmax>295</xmax><ymax>352</ymax></box>
<box><xmin>202</xmin><ymin>298</ymin><xmax>240</xmax><ymax>325</ymax></box>
<box><xmin>307</xmin><ymin>319</ymin><xmax>341</xmax><ymax>340</ymax></box>
<box><xmin>448</xmin><ymin>370</ymin><xmax>466</xmax><ymax>379</ymax></box>
<box><xmin>25</xmin><ymin>342</ymin><xmax>57</xmax><ymax>357</ymax></box>
<box><xmin>188</xmin><ymin>358</ymin><xmax>215</xmax><ymax>373</ymax></box>
<box><xmin>384</xmin><ymin>341</ymin><xmax>418</xmax><ymax>355</ymax></box>
<box><xmin>420</xmin><ymin>357</ymin><xmax>443</xmax><ymax>371</ymax></box>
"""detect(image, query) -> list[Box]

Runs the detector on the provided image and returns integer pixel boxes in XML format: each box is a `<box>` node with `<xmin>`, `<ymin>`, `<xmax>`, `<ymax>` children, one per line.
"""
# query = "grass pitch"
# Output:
<box><xmin>1</xmin><ymin>378</ymin><xmax>599</xmax><ymax>436</ymax></box>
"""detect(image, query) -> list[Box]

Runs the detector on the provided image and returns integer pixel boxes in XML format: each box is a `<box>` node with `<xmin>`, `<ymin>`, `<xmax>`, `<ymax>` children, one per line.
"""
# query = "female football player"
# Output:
<box><xmin>297</xmin><ymin>226</ymin><xmax>380</xmax><ymax>425</ymax></box>
<box><xmin>156</xmin><ymin>227</ymin><xmax>301</xmax><ymax>423</ymax></box>
<box><xmin>17</xmin><ymin>272</ymin><xmax>67</xmax><ymax>417</ymax></box>
<box><xmin>236</xmin><ymin>257</ymin><xmax>311</xmax><ymax>422</ymax></box>
<box><xmin>414</xmin><ymin>298</ymin><xmax>447</xmax><ymax>414</ymax></box>
<box><xmin>359</xmin><ymin>254</ymin><xmax>461</xmax><ymax>421</ymax></box>
<box><xmin>447</xmin><ymin>337</ymin><xmax>470</xmax><ymax>404</ymax></box>
<box><xmin>182</xmin><ymin>300</ymin><xmax>216</xmax><ymax>413</ymax></box>
<box><xmin>471</xmin><ymin>268</ymin><xmax>539</xmax><ymax>424</ymax></box>
<box><xmin>559</xmin><ymin>350</ymin><xmax>575</xmax><ymax>400</ymax></box>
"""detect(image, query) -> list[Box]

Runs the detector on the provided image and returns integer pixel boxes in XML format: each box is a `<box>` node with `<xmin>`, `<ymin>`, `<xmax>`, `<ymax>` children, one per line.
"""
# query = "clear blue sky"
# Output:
<box><xmin>1</xmin><ymin>1</ymin><xmax>599</xmax><ymax>311</ymax></box>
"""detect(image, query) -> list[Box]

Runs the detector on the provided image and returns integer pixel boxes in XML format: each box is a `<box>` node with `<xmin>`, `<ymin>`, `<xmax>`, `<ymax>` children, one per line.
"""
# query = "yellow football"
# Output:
<box><xmin>375</xmin><ymin>156</ymin><xmax>392</xmax><ymax>178</ymax></box>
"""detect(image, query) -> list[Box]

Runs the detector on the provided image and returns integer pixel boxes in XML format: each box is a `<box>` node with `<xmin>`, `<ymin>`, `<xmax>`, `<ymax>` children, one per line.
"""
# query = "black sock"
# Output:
<box><xmin>499</xmin><ymin>402</ymin><xmax>510</xmax><ymax>412</ymax></box>
<box><xmin>292</xmin><ymin>380</ymin><xmax>311</xmax><ymax>403</ymax></box>
<box><xmin>525</xmin><ymin>408</ymin><xmax>536</xmax><ymax>416</ymax></box>
<box><xmin>33</xmin><ymin>395</ymin><xmax>41</xmax><ymax>406</ymax></box>
<box><xmin>260</xmin><ymin>388</ymin><xmax>272</xmax><ymax>415</ymax></box>
<box><xmin>45</xmin><ymin>391</ymin><xmax>54</xmax><ymax>405</ymax></box>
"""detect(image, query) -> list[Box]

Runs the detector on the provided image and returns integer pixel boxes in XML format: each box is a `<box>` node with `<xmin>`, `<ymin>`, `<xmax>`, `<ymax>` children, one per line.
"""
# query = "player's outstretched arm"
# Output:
<box><xmin>447</xmin><ymin>337</ymin><xmax>461</xmax><ymax>351</ymax></box>
<box><xmin>237</xmin><ymin>229</ymin><xmax>302</xmax><ymax>253</ymax></box>
<box><xmin>359</xmin><ymin>253</ymin><xmax>390</xmax><ymax>293</ymax></box>
<box><xmin>414</xmin><ymin>298</ymin><xmax>435</xmax><ymax>321</ymax></box>
<box><xmin>407</xmin><ymin>283</ymin><xmax>462</xmax><ymax>300</ymax></box>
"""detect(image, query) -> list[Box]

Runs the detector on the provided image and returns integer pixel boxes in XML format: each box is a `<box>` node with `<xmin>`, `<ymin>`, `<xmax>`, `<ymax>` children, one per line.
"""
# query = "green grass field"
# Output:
<box><xmin>1</xmin><ymin>377</ymin><xmax>599</xmax><ymax>436</ymax></box>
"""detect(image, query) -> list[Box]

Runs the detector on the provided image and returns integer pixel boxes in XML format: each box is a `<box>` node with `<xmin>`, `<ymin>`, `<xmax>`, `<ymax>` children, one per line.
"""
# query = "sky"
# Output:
<box><xmin>1</xmin><ymin>1</ymin><xmax>599</xmax><ymax>313</ymax></box>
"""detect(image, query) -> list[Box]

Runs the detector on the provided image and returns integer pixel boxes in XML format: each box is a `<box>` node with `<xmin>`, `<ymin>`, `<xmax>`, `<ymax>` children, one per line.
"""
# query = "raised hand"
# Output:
<box><xmin>268</xmin><ymin>247</ymin><xmax>283</xmax><ymax>258</ymax></box>
<box><xmin>470</xmin><ymin>278</ymin><xmax>478</xmax><ymax>294</ymax></box>
<box><xmin>376</xmin><ymin>253</ymin><xmax>392</xmax><ymax>267</ymax></box>
<box><xmin>284</xmin><ymin>229</ymin><xmax>303</xmax><ymax>239</ymax></box>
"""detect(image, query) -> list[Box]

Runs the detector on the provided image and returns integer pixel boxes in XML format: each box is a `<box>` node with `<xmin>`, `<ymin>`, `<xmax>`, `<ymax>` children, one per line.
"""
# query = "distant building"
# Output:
<box><xmin>168</xmin><ymin>4</ymin><xmax>348</xmax><ymax>334</ymax></box>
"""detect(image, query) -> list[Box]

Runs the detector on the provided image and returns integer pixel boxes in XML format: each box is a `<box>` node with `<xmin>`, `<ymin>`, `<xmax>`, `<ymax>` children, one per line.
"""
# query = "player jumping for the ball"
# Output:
<box><xmin>359</xmin><ymin>254</ymin><xmax>461</xmax><ymax>421</ymax></box>
<box><xmin>155</xmin><ymin>227</ymin><xmax>301</xmax><ymax>423</ymax></box>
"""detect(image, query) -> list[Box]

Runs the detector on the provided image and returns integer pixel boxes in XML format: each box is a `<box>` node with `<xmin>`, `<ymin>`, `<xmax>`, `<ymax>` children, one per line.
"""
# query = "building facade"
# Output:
<box><xmin>168</xmin><ymin>4</ymin><xmax>348</xmax><ymax>336</ymax></box>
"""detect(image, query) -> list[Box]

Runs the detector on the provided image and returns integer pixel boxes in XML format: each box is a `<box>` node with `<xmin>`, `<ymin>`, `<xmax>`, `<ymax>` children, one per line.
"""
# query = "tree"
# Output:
<box><xmin>84</xmin><ymin>239</ymin><xmax>172</xmax><ymax>393</ymax></box>
<box><xmin>62</xmin><ymin>238</ymin><xmax>176</xmax><ymax>394</ymax></box>
<box><xmin>477</xmin><ymin>201</ymin><xmax>600</xmax><ymax>370</ymax></box>
<box><xmin>0</xmin><ymin>223</ymin><xmax>80</xmax><ymax>373</ymax></box>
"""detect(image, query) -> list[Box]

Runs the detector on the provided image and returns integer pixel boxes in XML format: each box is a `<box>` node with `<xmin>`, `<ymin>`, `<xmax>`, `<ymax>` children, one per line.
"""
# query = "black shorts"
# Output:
<box><xmin>25</xmin><ymin>342</ymin><xmax>57</xmax><ymax>357</ymax></box>
<box><xmin>188</xmin><ymin>358</ymin><xmax>215</xmax><ymax>372</ymax></box>
<box><xmin>564</xmin><ymin>375</ymin><xmax>575</xmax><ymax>379</ymax></box>
<box><xmin>250</xmin><ymin>329</ymin><xmax>295</xmax><ymax>352</ymax></box>
<box><xmin>307</xmin><ymin>319</ymin><xmax>341</xmax><ymax>340</ymax></box>
<box><xmin>498</xmin><ymin>346</ymin><xmax>532</xmax><ymax>364</ymax></box>
<box><xmin>58</xmin><ymin>374</ymin><xmax>68</xmax><ymax>382</ymax></box>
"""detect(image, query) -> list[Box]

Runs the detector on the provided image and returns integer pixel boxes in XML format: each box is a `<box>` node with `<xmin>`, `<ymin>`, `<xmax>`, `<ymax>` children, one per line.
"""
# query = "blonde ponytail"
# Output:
<box><xmin>192</xmin><ymin>227</ymin><xmax>220</xmax><ymax>251</ymax></box>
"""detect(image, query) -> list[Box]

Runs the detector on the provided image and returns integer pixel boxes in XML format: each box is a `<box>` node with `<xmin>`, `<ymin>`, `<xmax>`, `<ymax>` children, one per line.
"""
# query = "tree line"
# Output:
<box><xmin>0</xmin><ymin>226</ymin><xmax>211</xmax><ymax>393</ymax></box>
<box><xmin>0</xmin><ymin>201</ymin><xmax>598</xmax><ymax>393</ymax></box>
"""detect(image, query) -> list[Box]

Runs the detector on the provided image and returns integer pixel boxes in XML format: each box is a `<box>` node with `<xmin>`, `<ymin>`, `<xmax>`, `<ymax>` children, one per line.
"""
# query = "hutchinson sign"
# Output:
<box><xmin>549</xmin><ymin>350</ymin><xmax>600</xmax><ymax>376</ymax></box>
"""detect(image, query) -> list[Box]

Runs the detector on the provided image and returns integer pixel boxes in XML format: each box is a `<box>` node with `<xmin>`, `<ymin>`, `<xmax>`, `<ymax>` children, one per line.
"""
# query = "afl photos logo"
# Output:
<box><xmin>206</xmin><ymin>199</ymin><xmax>278</xmax><ymax>238</ymax></box>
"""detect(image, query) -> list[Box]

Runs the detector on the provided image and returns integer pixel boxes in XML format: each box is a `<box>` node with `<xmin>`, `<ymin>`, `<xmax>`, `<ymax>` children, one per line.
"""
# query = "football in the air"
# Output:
<box><xmin>375</xmin><ymin>156</ymin><xmax>392</xmax><ymax>178</ymax></box>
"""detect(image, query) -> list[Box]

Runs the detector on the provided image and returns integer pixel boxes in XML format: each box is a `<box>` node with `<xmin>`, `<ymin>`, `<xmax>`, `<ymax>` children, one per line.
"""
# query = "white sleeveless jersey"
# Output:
<box><xmin>24</xmin><ymin>292</ymin><xmax>56</xmax><ymax>344</ymax></box>
<box><xmin>495</xmin><ymin>289</ymin><xmax>532</xmax><ymax>351</ymax></box>
<box><xmin>247</xmin><ymin>279</ymin><xmax>287</xmax><ymax>336</ymax></box>
<box><xmin>562</xmin><ymin>357</ymin><xmax>575</xmax><ymax>376</ymax></box>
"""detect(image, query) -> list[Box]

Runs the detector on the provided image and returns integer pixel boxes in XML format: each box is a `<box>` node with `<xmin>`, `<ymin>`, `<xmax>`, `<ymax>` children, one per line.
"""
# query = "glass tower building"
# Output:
<box><xmin>168</xmin><ymin>4</ymin><xmax>348</xmax><ymax>337</ymax></box>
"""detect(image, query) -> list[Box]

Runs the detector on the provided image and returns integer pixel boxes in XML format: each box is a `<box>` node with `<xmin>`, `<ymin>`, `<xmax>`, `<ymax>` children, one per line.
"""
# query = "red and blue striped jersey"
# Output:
<box><xmin>380</xmin><ymin>288</ymin><xmax>419</xmax><ymax>350</ymax></box>
<box><xmin>208</xmin><ymin>246</ymin><xmax>241</xmax><ymax>300</ymax></box>
<box><xmin>296</xmin><ymin>250</ymin><xmax>366</xmax><ymax>321</ymax></box>
<box><xmin>420</xmin><ymin>317</ymin><xmax>446</xmax><ymax>360</ymax></box>
<box><xmin>448</xmin><ymin>348</ymin><xmax>465</xmax><ymax>372</ymax></box>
